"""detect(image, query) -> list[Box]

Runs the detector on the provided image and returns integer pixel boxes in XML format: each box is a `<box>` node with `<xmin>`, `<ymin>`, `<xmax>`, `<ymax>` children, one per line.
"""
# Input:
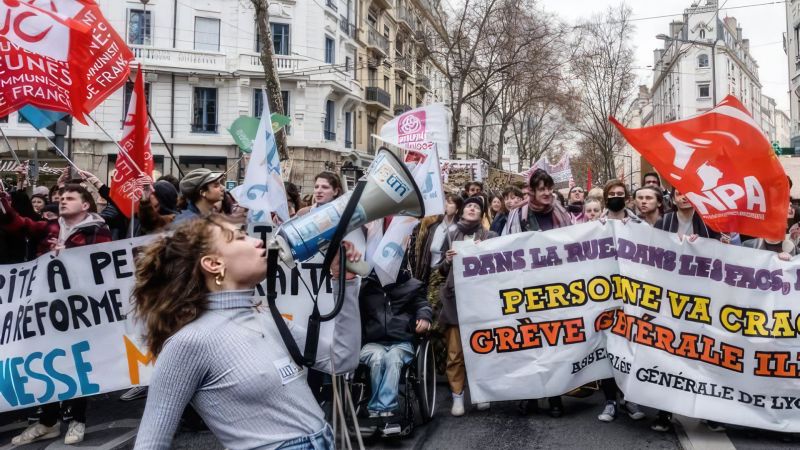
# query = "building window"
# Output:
<box><xmin>194</xmin><ymin>17</ymin><xmax>220</xmax><ymax>51</ymax></box>
<box><xmin>395</xmin><ymin>84</ymin><xmax>402</xmax><ymax>103</ymax></box>
<box><xmin>367</xmin><ymin>8</ymin><xmax>378</xmax><ymax>27</ymax></box>
<box><xmin>127</xmin><ymin>10</ymin><xmax>152</xmax><ymax>45</ymax></box>
<box><xmin>192</xmin><ymin>87</ymin><xmax>218</xmax><ymax>133</ymax></box>
<box><xmin>699</xmin><ymin>30</ymin><xmax>705</xmax><ymax>39</ymax></box>
<box><xmin>324</xmin><ymin>100</ymin><xmax>335</xmax><ymax>141</ymax></box>
<box><xmin>325</xmin><ymin>37</ymin><xmax>335</xmax><ymax>64</ymax></box>
<box><xmin>698</xmin><ymin>83</ymin><xmax>710</xmax><ymax>99</ymax></box>
<box><xmin>123</xmin><ymin>80</ymin><xmax>152</xmax><ymax>123</ymax></box>
<box><xmin>270</xmin><ymin>23</ymin><xmax>290</xmax><ymax>55</ymax></box>
<box><xmin>796</xmin><ymin>26</ymin><xmax>800</xmax><ymax>57</ymax></box>
<box><xmin>345</xmin><ymin>56</ymin><xmax>351</xmax><ymax>72</ymax></box>
<box><xmin>384</xmin><ymin>76</ymin><xmax>389</xmax><ymax>92</ymax></box>
<box><xmin>369</xmin><ymin>68</ymin><xmax>377</xmax><ymax>86</ymax></box>
<box><xmin>697</xmin><ymin>54</ymin><xmax>709</xmax><ymax>68</ymax></box>
<box><xmin>344</xmin><ymin>111</ymin><xmax>352</xmax><ymax>148</ymax></box>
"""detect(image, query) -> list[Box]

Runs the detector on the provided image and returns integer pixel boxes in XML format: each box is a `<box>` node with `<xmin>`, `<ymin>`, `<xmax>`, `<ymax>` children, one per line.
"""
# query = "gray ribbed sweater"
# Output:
<box><xmin>133</xmin><ymin>279</ymin><xmax>361</xmax><ymax>450</ymax></box>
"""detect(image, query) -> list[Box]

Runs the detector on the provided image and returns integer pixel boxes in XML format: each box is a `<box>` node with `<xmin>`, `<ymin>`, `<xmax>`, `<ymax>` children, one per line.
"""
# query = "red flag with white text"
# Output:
<box><xmin>610</xmin><ymin>95</ymin><xmax>789</xmax><ymax>240</ymax></box>
<box><xmin>0</xmin><ymin>0</ymin><xmax>133</xmax><ymax>123</ymax></box>
<box><xmin>110</xmin><ymin>67</ymin><xmax>152</xmax><ymax>218</ymax></box>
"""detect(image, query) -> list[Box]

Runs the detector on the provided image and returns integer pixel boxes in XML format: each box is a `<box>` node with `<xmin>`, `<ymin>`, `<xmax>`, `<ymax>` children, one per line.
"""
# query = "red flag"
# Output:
<box><xmin>587</xmin><ymin>167</ymin><xmax>592</xmax><ymax>191</ymax></box>
<box><xmin>0</xmin><ymin>1</ymin><xmax>133</xmax><ymax>123</ymax></box>
<box><xmin>110</xmin><ymin>66</ymin><xmax>152</xmax><ymax>218</ymax></box>
<box><xmin>610</xmin><ymin>95</ymin><xmax>789</xmax><ymax>240</ymax></box>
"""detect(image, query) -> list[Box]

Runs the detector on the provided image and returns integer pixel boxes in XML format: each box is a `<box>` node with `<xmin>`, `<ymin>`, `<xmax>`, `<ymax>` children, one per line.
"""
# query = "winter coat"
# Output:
<box><xmin>436</xmin><ymin>225</ymin><xmax>496</xmax><ymax>326</ymax></box>
<box><xmin>0</xmin><ymin>194</ymin><xmax>111</xmax><ymax>256</ymax></box>
<box><xmin>654</xmin><ymin>211</ymin><xmax>721</xmax><ymax>240</ymax></box>
<box><xmin>490</xmin><ymin>212</ymin><xmax>508</xmax><ymax>235</ymax></box>
<box><xmin>360</xmin><ymin>275</ymin><xmax>433</xmax><ymax>344</ymax></box>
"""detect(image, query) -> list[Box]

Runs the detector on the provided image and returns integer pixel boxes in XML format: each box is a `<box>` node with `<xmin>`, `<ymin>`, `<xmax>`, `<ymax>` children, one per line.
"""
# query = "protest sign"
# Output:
<box><xmin>0</xmin><ymin>227</ymin><xmax>336</xmax><ymax>412</ymax></box>
<box><xmin>454</xmin><ymin>220</ymin><xmax>800</xmax><ymax>432</ymax></box>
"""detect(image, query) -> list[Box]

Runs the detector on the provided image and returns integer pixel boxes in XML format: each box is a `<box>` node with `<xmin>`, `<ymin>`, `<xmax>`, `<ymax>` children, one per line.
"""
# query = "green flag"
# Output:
<box><xmin>228</xmin><ymin>114</ymin><xmax>291</xmax><ymax>153</ymax></box>
<box><xmin>228</xmin><ymin>116</ymin><xmax>260</xmax><ymax>153</ymax></box>
<box><xmin>271</xmin><ymin>114</ymin><xmax>291</xmax><ymax>134</ymax></box>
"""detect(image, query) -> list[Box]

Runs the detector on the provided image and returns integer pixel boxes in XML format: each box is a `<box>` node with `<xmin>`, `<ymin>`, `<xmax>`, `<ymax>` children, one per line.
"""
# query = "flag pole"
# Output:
<box><xmin>0</xmin><ymin>125</ymin><xmax>21</xmax><ymax>164</ymax></box>
<box><xmin>146</xmin><ymin>109</ymin><xmax>184</xmax><ymax>177</ymax></box>
<box><xmin>86</xmin><ymin>114</ymin><xmax>149</xmax><ymax>180</ymax></box>
<box><xmin>36</xmin><ymin>132</ymin><xmax>82</xmax><ymax>173</ymax></box>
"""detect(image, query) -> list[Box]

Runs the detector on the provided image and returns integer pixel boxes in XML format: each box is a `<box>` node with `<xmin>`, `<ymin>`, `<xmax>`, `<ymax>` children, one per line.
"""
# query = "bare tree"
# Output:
<box><xmin>570</xmin><ymin>4</ymin><xmax>636</xmax><ymax>181</ymax></box>
<box><xmin>512</xmin><ymin>100</ymin><xmax>573</xmax><ymax>172</ymax></box>
<box><xmin>421</xmin><ymin>0</ymin><xmax>548</xmax><ymax>158</ymax></box>
<box><xmin>251</xmin><ymin>0</ymin><xmax>288</xmax><ymax>160</ymax></box>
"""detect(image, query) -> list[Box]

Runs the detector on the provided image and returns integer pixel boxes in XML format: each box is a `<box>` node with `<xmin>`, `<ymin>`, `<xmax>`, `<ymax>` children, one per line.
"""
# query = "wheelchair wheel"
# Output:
<box><xmin>414</xmin><ymin>338</ymin><xmax>437</xmax><ymax>423</ymax></box>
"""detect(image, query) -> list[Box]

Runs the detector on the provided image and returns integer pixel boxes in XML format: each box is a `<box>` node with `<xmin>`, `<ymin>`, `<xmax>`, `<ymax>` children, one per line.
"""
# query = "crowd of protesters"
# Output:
<box><xmin>0</xmin><ymin>161</ymin><xmax>797</xmax><ymax>447</ymax></box>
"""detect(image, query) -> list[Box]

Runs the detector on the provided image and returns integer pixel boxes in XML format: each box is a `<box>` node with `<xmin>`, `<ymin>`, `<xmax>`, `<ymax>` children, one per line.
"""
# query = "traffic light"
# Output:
<box><xmin>46</xmin><ymin>116</ymin><xmax>71</xmax><ymax>155</ymax></box>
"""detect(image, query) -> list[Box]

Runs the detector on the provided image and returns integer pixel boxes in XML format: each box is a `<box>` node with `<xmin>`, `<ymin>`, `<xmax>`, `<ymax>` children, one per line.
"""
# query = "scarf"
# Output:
<box><xmin>455</xmin><ymin>218</ymin><xmax>482</xmax><ymax>236</ymax></box>
<box><xmin>528</xmin><ymin>196</ymin><xmax>553</xmax><ymax>214</ymax></box>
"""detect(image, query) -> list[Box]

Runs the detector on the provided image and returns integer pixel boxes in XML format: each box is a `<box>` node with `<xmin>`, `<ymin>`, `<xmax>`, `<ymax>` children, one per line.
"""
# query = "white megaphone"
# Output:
<box><xmin>271</xmin><ymin>148</ymin><xmax>425</xmax><ymax>275</ymax></box>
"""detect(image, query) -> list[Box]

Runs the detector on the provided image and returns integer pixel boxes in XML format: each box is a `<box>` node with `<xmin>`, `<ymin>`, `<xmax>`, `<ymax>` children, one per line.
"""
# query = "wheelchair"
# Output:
<box><xmin>346</xmin><ymin>336</ymin><xmax>438</xmax><ymax>439</ymax></box>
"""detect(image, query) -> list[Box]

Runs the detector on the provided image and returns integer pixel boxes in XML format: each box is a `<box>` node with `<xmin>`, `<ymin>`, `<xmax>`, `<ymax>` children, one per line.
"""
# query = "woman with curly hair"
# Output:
<box><xmin>132</xmin><ymin>215</ymin><xmax>362</xmax><ymax>449</ymax></box>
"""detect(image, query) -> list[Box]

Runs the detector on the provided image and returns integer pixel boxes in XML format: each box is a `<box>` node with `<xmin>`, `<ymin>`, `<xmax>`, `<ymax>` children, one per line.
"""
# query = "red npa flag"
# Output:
<box><xmin>610</xmin><ymin>95</ymin><xmax>789</xmax><ymax>240</ymax></box>
<box><xmin>0</xmin><ymin>1</ymin><xmax>133</xmax><ymax>123</ymax></box>
<box><xmin>110</xmin><ymin>66</ymin><xmax>152</xmax><ymax>218</ymax></box>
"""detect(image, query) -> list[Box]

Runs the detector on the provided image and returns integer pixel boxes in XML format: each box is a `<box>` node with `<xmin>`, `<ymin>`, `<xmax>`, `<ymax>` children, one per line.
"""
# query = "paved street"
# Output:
<box><xmin>1</xmin><ymin>386</ymin><xmax>797</xmax><ymax>449</ymax></box>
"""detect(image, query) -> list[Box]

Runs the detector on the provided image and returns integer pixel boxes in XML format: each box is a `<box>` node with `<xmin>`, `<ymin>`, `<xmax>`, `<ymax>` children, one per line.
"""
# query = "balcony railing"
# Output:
<box><xmin>324</xmin><ymin>130</ymin><xmax>337</xmax><ymax>141</ymax></box>
<box><xmin>397</xmin><ymin>7</ymin><xmax>417</xmax><ymax>31</ymax></box>
<box><xmin>238</xmin><ymin>53</ymin><xmax>304</xmax><ymax>73</ymax></box>
<box><xmin>416</xmin><ymin>74</ymin><xmax>431</xmax><ymax>91</ymax></box>
<box><xmin>394</xmin><ymin>104</ymin><xmax>412</xmax><ymax>115</ymax></box>
<box><xmin>367</xmin><ymin>26</ymin><xmax>389</xmax><ymax>54</ymax></box>
<box><xmin>191</xmin><ymin>123</ymin><xmax>219</xmax><ymax>134</ymax></box>
<box><xmin>130</xmin><ymin>45</ymin><xmax>226</xmax><ymax>71</ymax></box>
<box><xmin>396</xmin><ymin>57</ymin><xmax>414</xmax><ymax>75</ymax></box>
<box><xmin>366</xmin><ymin>87</ymin><xmax>391</xmax><ymax>109</ymax></box>
<box><xmin>339</xmin><ymin>16</ymin><xmax>357</xmax><ymax>39</ymax></box>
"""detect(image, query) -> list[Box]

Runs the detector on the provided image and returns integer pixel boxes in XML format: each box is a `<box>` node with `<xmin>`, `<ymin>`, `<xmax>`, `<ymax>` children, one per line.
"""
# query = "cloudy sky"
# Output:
<box><xmin>538</xmin><ymin>0</ymin><xmax>790</xmax><ymax>111</ymax></box>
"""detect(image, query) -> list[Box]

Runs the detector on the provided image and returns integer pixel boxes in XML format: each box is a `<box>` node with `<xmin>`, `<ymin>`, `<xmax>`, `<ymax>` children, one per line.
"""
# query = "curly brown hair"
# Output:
<box><xmin>132</xmin><ymin>215</ymin><xmax>235</xmax><ymax>357</ymax></box>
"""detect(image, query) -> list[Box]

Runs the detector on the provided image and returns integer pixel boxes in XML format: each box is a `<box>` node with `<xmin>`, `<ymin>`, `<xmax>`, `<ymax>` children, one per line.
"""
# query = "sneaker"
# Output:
<box><xmin>120</xmin><ymin>386</ymin><xmax>149</xmax><ymax>401</ymax></box>
<box><xmin>379</xmin><ymin>411</ymin><xmax>395</xmax><ymax>418</ymax></box>
<box><xmin>625</xmin><ymin>401</ymin><xmax>646</xmax><ymax>420</ymax></box>
<box><xmin>598</xmin><ymin>400</ymin><xmax>616</xmax><ymax>422</ymax></box>
<box><xmin>367</xmin><ymin>410</ymin><xmax>380</xmax><ymax>419</ymax></box>
<box><xmin>704</xmin><ymin>420</ymin><xmax>726</xmax><ymax>432</ymax></box>
<box><xmin>651</xmin><ymin>415</ymin><xmax>672</xmax><ymax>432</ymax></box>
<box><xmin>11</xmin><ymin>422</ymin><xmax>60</xmax><ymax>445</ymax></box>
<box><xmin>451</xmin><ymin>392</ymin><xmax>465</xmax><ymax>417</ymax></box>
<box><xmin>380</xmin><ymin>422</ymin><xmax>402</xmax><ymax>436</ymax></box>
<box><xmin>476</xmin><ymin>402</ymin><xmax>490</xmax><ymax>411</ymax></box>
<box><xmin>64</xmin><ymin>421</ymin><xmax>85</xmax><ymax>445</ymax></box>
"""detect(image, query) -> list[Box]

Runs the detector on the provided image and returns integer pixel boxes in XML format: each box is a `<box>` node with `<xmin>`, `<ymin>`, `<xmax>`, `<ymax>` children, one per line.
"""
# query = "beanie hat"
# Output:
<box><xmin>463</xmin><ymin>196</ymin><xmax>484</xmax><ymax>214</ymax></box>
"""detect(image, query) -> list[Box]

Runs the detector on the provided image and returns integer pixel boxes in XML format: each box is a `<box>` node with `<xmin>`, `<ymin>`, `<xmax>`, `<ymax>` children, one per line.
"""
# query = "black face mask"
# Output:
<box><xmin>567</xmin><ymin>203</ymin><xmax>584</xmax><ymax>214</ymax></box>
<box><xmin>606</xmin><ymin>197</ymin><xmax>626</xmax><ymax>212</ymax></box>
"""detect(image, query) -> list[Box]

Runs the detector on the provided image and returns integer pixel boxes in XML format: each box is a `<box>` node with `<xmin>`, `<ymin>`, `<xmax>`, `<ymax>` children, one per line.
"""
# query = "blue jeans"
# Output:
<box><xmin>359</xmin><ymin>342</ymin><xmax>414</xmax><ymax>413</ymax></box>
<box><xmin>275</xmin><ymin>424</ymin><xmax>334</xmax><ymax>450</ymax></box>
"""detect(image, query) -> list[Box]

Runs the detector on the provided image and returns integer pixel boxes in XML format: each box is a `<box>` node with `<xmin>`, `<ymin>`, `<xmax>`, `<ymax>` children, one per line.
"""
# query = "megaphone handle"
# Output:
<box><xmin>345</xmin><ymin>259</ymin><xmax>370</xmax><ymax>277</ymax></box>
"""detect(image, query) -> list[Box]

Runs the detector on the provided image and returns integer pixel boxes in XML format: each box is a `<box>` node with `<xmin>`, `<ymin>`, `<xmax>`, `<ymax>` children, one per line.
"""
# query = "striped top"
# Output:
<box><xmin>134</xmin><ymin>280</ymin><xmax>361</xmax><ymax>450</ymax></box>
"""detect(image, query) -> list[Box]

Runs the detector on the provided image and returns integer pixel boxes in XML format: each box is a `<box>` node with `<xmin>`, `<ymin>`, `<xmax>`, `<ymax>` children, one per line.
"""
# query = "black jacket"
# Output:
<box><xmin>360</xmin><ymin>274</ymin><xmax>433</xmax><ymax>345</ymax></box>
<box><xmin>654</xmin><ymin>211</ymin><xmax>721</xmax><ymax>240</ymax></box>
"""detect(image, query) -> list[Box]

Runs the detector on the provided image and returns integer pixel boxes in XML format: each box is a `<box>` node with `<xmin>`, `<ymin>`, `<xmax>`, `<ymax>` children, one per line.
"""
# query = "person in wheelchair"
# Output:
<box><xmin>359</xmin><ymin>266</ymin><xmax>432</xmax><ymax>421</ymax></box>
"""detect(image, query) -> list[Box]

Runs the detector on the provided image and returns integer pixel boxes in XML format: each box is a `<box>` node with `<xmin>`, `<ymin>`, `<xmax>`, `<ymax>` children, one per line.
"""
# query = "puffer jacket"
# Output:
<box><xmin>360</xmin><ymin>273</ymin><xmax>433</xmax><ymax>344</ymax></box>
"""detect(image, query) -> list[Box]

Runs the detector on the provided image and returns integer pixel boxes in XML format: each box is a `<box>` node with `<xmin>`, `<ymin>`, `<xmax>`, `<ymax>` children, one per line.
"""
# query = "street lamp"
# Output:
<box><xmin>611</xmin><ymin>152</ymin><xmax>635</xmax><ymax>191</ymax></box>
<box><xmin>655</xmin><ymin>33</ymin><xmax>720</xmax><ymax>106</ymax></box>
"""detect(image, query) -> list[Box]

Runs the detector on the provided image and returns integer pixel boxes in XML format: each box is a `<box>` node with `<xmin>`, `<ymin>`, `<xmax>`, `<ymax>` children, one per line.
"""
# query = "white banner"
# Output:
<box><xmin>0</xmin><ymin>227</ymin><xmax>335</xmax><ymax>412</ymax></box>
<box><xmin>454</xmin><ymin>221</ymin><xmax>800</xmax><ymax>432</ymax></box>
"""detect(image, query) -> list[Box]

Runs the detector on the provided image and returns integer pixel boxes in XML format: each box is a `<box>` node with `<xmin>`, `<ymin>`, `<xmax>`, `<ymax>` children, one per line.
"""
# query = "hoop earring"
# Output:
<box><xmin>214</xmin><ymin>267</ymin><xmax>226</xmax><ymax>286</ymax></box>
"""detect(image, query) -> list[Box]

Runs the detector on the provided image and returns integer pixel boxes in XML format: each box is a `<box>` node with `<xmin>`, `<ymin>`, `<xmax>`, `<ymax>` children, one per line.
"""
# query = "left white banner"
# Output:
<box><xmin>0</xmin><ymin>227</ymin><xmax>334</xmax><ymax>412</ymax></box>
